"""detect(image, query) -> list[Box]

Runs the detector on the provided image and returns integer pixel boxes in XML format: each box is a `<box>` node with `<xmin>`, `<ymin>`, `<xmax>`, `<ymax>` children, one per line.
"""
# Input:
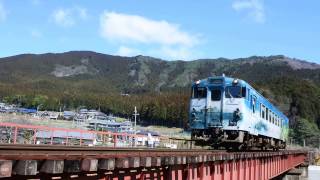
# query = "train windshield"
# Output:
<box><xmin>192</xmin><ymin>87</ymin><xmax>207</xmax><ymax>99</ymax></box>
<box><xmin>225</xmin><ymin>86</ymin><xmax>245</xmax><ymax>98</ymax></box>
<box><xmin>211</xmin><ymin>89</ymin><xmax>221</xmax><ymax>101</ymax></box>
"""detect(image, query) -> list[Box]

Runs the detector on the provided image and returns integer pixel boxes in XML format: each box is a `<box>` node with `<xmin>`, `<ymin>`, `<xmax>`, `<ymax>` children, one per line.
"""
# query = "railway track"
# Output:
<box><xmin>0</xmin><ymin>144</ymin><xmax>302</xmax><ymax>160</ymax></box>
<box><xmin>0</xmin><ymin>144</ymin><xmax>226</xmax><ymax>160</ymax></box>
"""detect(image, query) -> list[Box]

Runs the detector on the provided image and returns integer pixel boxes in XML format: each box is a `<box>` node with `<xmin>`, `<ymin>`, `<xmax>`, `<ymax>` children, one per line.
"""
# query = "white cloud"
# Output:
<box><xmin>232</xmin><ymin>0</ymin><xmax>265</xmax><ymax>23</ymax></box>
<box><xmin>100</xmin><ymin>12</ymin><xmax>201</xmax><ymax>59</ymax></box>
<box><xmin>51</xmin><ymin>7</ymin><xmax>88</xmax><ymax>27</ymax></box>
<box><xmin>117</xmin><ymin>46</ymin><xmax>141</xmax><ymax>57</ymax></box>
<box><xmin>52</xmin><ymin>8</ymin><xmax>74</xmax><ymax>27</ymax></box>
<box><xmin>100</xmin><ymin>12</ymin><xmax>198</xmax><ymax>47</ymax></box>
<box><xmin>30</xmin><ymin>29</ymin><xmax>42</xmax><ymax>38</ymax></box>
<box><xmin>0</xmin><ymin>2</ymin><xmax>7</xmax><ymax>22</ymax></box>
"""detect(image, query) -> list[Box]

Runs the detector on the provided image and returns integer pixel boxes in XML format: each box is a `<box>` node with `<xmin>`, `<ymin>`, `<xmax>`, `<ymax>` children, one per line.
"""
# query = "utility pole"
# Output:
<box><xmin>133</xmin><ymin>106</ymin><xmax>139</xmax><ymax>135</ymax></box>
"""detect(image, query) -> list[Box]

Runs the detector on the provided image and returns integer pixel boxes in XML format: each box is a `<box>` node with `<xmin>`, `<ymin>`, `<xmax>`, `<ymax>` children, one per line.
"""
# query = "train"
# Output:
<box><xmin>189</xmin><ymin>76</ymin><xmax>289</xmax><ymax>150</ymax></box>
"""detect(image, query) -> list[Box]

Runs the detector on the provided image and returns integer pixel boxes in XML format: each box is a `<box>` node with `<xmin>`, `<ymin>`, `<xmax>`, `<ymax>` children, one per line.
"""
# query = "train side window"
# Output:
<box><xmin>251</xmin><ymin>96</ymin><xmax>256</xmax><ymax>113</ymax></box>
<box><xmin>242</xmin><ymin>87</ymin><xmax>246</xmax><ymax>98</ymax></box>
<box><xmin>260</xmin><ymin>104</ymin><xmax>262</xmax><ymax>117</ymax></box>
<box><xmin>211</xmin><ymin>89</ymin><xmax>221</xmax><ymax>101</ymax></box>
<box><xmin>261</xmin><ymin>105</ymin><xmax>265</xmax><ymax>119</ymax></box>
<box><xmin>272</xmin><ymin>113</ymin><xmax>275</xmax><ymax>124</ymax></box>
<box><xmin>278</xmin><ymin>118</ymin><xmax>280</xmax><ymax>127</ymax></box>
<box><xmin>266</xmin><ymin>108</ymin><xmax>269</xmax><ymax>121</ymax></box>
<box><xmin>280</xmin><ymin>118</ymin><xmax>282</xmax><ymax>127</ymax></box>
<box><xmin>269</xmin><ymin>110</ymin><xmax>272</xmax><ymax>122</ymax></box>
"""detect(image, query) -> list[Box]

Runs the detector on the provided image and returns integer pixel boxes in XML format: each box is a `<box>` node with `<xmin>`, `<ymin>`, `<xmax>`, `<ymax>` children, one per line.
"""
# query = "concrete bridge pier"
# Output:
<box><xmin>274</xmin><ymin>164</ymin><xmax>308</xmax><ymax>180</ymax></box>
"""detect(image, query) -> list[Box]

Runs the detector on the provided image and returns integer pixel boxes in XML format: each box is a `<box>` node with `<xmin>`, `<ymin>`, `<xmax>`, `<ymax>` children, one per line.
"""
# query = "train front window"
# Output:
<box><xmin>225</xmin><ymin>86</ymin><xmax>244</xmax><ymax>98</ymax></box>
<box><xmin>211</xmin><ymin>89</ymin><xmax>221</xmax><ymax>101</ymax></box>
<box><xmin>192</xmin><ymin>87</ymin><xmax>207</xmax><ymax>99</ymax></box>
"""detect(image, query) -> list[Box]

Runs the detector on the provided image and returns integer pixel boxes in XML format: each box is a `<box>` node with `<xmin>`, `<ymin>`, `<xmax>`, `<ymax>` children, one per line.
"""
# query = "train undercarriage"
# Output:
<box><xmin>191</xmin><ymin>128</ymin><xmax>286</xmax><ymax>151</ymax></box>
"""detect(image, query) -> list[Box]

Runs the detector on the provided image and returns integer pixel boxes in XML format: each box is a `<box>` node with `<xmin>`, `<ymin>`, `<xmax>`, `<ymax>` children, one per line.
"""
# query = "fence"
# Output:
<box><xmin>0</xmin><ymin>122</ymin><xmax>164</xmax><ymax>148</ymax></box>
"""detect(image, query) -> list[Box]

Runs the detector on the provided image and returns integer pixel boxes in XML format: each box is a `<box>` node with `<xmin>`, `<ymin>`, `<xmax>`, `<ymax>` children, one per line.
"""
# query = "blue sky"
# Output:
<box><xmin>0</xmin><ymin>0</ymin><xmax>319</xmax><ymax>63</ymax></box>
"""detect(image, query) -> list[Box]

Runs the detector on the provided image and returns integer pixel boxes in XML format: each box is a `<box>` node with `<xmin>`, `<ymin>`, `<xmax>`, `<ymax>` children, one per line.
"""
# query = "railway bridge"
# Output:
<box><xmin>0</xmin><ymin>122</ymin><xmax>310</xmax><ymax>179</ymax></box>
<box><xmin>0</xmin><ymin>144</ymin><xmax>308</xmax><ymax>180</ymax></box>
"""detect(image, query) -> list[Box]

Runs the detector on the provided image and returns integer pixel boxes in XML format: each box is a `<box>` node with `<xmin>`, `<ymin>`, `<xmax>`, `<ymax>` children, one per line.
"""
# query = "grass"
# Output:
<box><xmin>0</xmin><ymin>113</ymin><xmax>80</xmax><ymax>129</ymax></box>
<box><xmin>137</xmin><ymin>125</ymin><xmax>191</xmax><ymax>139</ymax></box>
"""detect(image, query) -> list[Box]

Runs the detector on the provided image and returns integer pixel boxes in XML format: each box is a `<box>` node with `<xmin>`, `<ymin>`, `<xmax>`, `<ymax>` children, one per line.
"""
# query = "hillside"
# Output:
<box><xmin>1</xmin><ymin>52</ymin><xmax>319</xmax><ymax>92</ymax></box>
<box><xmin>1</xmin><ymin>51</ymin><xmax>320</xmax><ymax>145</ymax></box>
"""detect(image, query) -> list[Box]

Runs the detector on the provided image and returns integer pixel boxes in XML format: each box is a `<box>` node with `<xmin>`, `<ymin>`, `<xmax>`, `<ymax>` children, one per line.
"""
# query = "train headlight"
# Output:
<box><xmin>232</xmin><ymin>79</ymin><xmax>238</xmax><ymax>85</ymax></box>
<box><xmin>196</xmin><ymin>80</ymin><xmax>201</xmax><ymax>85</ymax></box>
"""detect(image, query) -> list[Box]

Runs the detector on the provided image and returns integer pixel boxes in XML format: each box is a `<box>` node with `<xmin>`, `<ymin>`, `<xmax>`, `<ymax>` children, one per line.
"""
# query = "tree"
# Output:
<box><xmin>291</xmin><ymin>118</ymin><xmax>320</xmax><ymax>147</ymax></box>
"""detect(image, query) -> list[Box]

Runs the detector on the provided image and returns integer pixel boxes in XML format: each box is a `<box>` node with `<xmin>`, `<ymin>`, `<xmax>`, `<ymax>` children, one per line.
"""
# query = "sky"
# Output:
<box><xmin>0</xmin><ymin>0</ymin><xmax>319</xmax><ymax>63</ymax></box>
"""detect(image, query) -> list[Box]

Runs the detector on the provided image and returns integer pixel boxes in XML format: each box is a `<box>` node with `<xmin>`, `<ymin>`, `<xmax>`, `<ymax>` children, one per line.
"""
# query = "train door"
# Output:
<box><xmin>250</xmin><ymin>95</ymin><xmax>257</xmax><ymax>114</ymax></box>
<box><xmin>207</xmin><ymin>87</ymin><xmax>223</xmax><ymax>126</ymax></box>
<box><xmin>250</xmin><ymin>95</ymin><xmax>258</xmax><ymax>135</ymax></box>
<box><xmin>190</xmin><ymin>86</ymin><xmax>208</xmax><ymax>129</ymax></box>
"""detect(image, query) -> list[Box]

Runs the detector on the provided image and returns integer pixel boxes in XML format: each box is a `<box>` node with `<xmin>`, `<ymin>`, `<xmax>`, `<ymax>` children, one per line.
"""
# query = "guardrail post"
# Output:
<box><xmin>13</xmin><ymin>126</ymin><xmax>17</xmax><ymax>144</ymax></box>
<box><xmin>33</xmin><ymin>129</ymin><xmax>37</xmax><ymax>144</ymax></box>
<box><xmin>114</xmin><ymin>134</ymin><xmax>117</xmax><ymax>148</ymax></box>
<box><xmin>66</xmin><ymin>131</ymin><xmax>69</xmax><ymax>146</ymax></box>
<box><xmin>80</xmin><ymin>132</ymin><xmax>82</xmax><ymax>146</ymax></box>
<box><xmin>50</xmin><ymin>130</ymin><xmax>53</xmax><ymax>145</ymax></box>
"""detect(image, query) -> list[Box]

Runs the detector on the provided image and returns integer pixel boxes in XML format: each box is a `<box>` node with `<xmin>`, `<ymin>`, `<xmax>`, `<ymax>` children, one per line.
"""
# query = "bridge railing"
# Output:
<box><xmin>0</xmin><ymin>122</ymin><xmax>165</xmax><ymax>148</ymax></box>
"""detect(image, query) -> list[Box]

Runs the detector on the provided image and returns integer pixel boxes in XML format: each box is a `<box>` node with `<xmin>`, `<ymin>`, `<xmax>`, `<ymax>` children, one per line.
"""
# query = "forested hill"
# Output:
<box><xmin>1</xmin><ymin>51</ymin><xmax>320</xmax><ymax>144</ymax></box>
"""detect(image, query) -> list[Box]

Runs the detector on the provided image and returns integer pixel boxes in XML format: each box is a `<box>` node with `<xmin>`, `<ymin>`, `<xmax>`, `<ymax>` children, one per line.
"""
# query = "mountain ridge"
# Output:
<box><xmin>0</xmin><ymin>51</ymin><xmax>319</xmax><ymax>91</ymax></box>
<box><xmin>1</xmin><ymin>51</ymin><xmax>319</xmax><ymax>66</ymax></box>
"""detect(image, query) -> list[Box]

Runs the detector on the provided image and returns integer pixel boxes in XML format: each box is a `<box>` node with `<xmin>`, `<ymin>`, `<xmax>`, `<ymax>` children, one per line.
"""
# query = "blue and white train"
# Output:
<box><xmin>189</xmin><ymin>76</ymin><xmax>289</xmax><ymax>150</ymax></box>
